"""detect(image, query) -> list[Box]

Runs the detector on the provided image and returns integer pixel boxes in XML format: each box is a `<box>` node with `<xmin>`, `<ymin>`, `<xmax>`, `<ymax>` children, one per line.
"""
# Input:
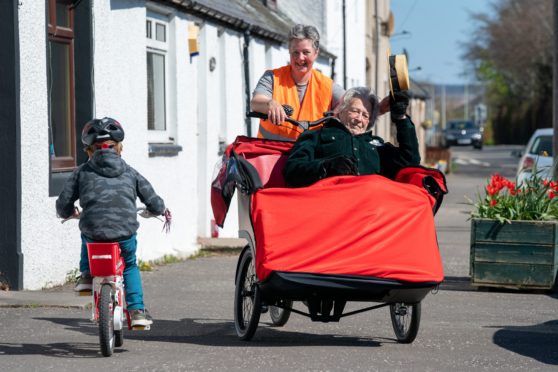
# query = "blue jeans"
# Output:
<box><xmin>80</xmin><ymin>234</ymin><xmax>145</xmax><ymax>310</ymax></box>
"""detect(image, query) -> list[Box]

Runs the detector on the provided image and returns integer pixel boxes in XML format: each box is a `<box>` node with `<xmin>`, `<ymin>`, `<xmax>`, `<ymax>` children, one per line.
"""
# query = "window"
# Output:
<box><xmin>47</xmin><ymin>0</ymin><xmax>76</xmax><ymax>171</ymax></box>
<box><xmin>146</xmin><ymin>12</ymin><xmax>170</xmax><ymax>141</ymax></box>
<box><xmin>530</xmin><ymin>135</ymin><xmax>553</xmax><ymax>157</ymax></box>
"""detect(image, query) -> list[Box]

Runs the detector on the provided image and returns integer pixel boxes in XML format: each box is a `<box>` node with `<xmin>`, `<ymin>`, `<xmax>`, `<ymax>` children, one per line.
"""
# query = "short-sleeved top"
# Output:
<box><xmin>255</xmin><ymin>66</ymin><xmax>344</xmax><ymax>141</ymax></box>
<box><xmin>253</xmin><ymin>70</ymin><xmax>345</xmax><ymax>108</ymax></box>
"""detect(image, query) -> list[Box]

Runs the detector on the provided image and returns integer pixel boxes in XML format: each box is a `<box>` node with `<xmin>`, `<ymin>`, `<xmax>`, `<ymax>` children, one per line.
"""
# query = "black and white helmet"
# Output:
<box><xmin>81</xmin><ymin>117</ymin><xmax>125</xmax><ymax>146</ymax></box>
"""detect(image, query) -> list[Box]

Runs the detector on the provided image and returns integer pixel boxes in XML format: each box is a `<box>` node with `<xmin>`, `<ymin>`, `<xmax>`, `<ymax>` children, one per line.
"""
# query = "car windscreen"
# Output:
<box><xmin>529</xmin><ymin>135</ymin><xmax>553</xmax><ymax>157</ymax></box>
<box><xmin>447</xmin><ymin>121</ymin><xmax>476</xmax><ymax>130</ymax></box>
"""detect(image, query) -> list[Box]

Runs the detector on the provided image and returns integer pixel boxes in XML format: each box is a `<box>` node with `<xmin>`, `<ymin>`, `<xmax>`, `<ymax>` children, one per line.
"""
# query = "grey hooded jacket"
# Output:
<box><xmin>56</xmin><ymin>149</ymin><xmax>166</xmax><ymax>241</ymax></box>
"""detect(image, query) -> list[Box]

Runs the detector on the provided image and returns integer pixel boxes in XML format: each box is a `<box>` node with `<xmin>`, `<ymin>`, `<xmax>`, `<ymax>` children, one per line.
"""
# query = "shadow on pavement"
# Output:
<box><xmin>490</xmin><ymin>320</ymin><xmax>558</xmax><ymax>365</ymax></box>
<box><xmin>30</xmin><ymin>316</ymin><xmax>391</xmax><ymax>352</ymax></box>
<box><xmin>0</xmin><ymin>341</ymin><xmax>123</xmax><ymax>358</ymax></box>
<box><xmin>0</xmin><ymin>318</ymin><xmax>126</xmax><ymax>358</ymax></box>
<box><xmin>441</xmin><ymin>276</ymin><xmax>558</xmax><ymax>299</ymax></box>
<box><xmin>440</xmin><ymin>276</ymin><xmax>475</xmax><ymax>292</ymax></box>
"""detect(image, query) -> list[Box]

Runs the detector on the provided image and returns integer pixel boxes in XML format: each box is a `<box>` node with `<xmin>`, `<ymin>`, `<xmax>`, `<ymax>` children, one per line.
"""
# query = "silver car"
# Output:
<box><xmin>515</xmin><ymin>128</ymin><xmax>554</xmax><ymax>186</ymax></box>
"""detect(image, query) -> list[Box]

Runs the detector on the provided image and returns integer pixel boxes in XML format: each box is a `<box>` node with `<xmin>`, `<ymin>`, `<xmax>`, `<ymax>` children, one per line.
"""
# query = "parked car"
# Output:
<box><xmin>443</xmin><ymin>120</ymin><xmax>483</xmax><ymax>149</ymax></box>
<box><xmin>515</xmin><ymin>128</ymin><xmax>553</xmax><ymax>186</ymax></box>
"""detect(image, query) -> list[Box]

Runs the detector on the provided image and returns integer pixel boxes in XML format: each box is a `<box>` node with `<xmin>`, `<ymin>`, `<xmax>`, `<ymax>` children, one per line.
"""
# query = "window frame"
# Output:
<box><xmin>47</xmin><ymin>0</ymin><xmax>77</xmax><ymax>172</ymax></box>
<box><xmin>146</xmin><ymin>11</ymin><xmax>171</xmax><ymax>143</ymax></box>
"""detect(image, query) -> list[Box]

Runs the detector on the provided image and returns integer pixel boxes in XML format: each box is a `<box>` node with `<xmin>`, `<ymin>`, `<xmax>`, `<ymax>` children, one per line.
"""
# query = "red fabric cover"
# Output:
<box><xmin>396</xmin><ymin>167</ymin><xmax>448</xmax><ymax>193</ymax></box>
<box><xmin>211</xmin><ymin>136</ymin><xmax>294</xmax><ymax>226</ymax></box>
<box><xmin>228</xmin><ymin>135</ymin><xmax>294</xmax><ymax>157</ymax></box>
<box><xmin>251</xmin><ymin>175</ymin><xmax>444</xmax><ymax>283</ymax></box>
<box><xmin>245</xmin><ymin>154</ymin><xmax>289</xmax><ymax>188</ymax></box>
<box><xmin>210</xmin><ymin>182</ymin><xmax>228</xmax><ymax>227</ymax></box>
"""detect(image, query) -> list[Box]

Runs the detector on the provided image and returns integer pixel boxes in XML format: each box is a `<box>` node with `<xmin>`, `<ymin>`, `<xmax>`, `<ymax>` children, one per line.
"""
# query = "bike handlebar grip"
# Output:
<box><xmin>282</xmin><ymin>104</ymin><xmax>294</xmax><ymax>117</ymax></box>
<box><xmin>247</xmin><ymin>111</ymin><xmax>268</xmax><ymax>120</ymax></box>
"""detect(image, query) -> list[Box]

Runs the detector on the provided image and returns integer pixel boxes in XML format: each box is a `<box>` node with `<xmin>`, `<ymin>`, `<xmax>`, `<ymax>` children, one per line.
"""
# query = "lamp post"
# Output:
<box><xmin>554</xmin><ymin>0</ymin><xmax>558</xmax><ymax>180</ymax></box>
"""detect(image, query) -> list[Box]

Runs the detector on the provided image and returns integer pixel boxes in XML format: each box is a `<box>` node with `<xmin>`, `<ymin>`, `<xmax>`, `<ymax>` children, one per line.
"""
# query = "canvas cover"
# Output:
<box><xmin>251</xmin><ymin>174</ymin><xmax>444</xmax><ymax>283</ymax></box>
<box><xmin>210</xmin><ymin>136</ymin><xmax>445</xmax><ymax>284</ymax></box>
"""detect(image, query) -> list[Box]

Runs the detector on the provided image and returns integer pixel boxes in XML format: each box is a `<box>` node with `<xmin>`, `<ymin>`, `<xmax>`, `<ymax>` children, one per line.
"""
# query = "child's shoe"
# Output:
<box><xmin>130</xmin><ymin>309</ymin><xmax>153</xmax><ymax>327</ymax></box>
<box><xmin>74</xmin><ymin>273</ymin><xmax>93</xmax><ymax>293</ymax></box>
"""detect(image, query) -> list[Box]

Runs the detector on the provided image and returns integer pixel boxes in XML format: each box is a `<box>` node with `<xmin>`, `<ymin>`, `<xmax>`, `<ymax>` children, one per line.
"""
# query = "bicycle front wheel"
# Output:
<box><xmin>234</xmin><ymin>249</ymin><xmax>261</xmax><ymax>340</ymax></box>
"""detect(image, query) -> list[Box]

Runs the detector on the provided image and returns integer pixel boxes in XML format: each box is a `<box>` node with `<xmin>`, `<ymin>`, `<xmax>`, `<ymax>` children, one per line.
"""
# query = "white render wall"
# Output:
<box><xmin>17</xmin><ymin>1</ymin><xmax>370</xmax><ymax>288</ymax></box>
<box><xmin>17</xmin><ymin>1</ymin><xmax>201</xmax><ymax>289</ymax></box>
<box><xmin>91</xmin><ymin>1</ymin><xmax>199</xmax><ymax>260</ymax></box>
<box><xmin>19</xmin><ymin>2</ymin><xmax>78</xmax><ymax>289</ymax></box>
<box><xmin>323</xmin><ymin>0</ymin><xmax>366</xmax><ymax>90</ymax></box>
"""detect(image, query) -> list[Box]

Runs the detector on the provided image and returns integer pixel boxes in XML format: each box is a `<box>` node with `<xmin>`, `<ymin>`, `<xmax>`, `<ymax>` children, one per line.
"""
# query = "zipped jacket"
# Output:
<box><xmin>284</xmin><ymin>116</ymin><xmax>420</xmax><ymax>187</ymax></box>
<box><xmin>56</xmin><ymin>149</ymin><xmax>166</xmax><ymax>241</ymax></box>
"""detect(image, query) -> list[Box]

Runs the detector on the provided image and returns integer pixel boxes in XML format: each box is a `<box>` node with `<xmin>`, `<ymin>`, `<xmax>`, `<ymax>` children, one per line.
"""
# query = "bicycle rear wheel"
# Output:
<box><xmin>99</xmin><ymin>284</ymin><xmax>115</xmax><ymax>356</ymax></box>
<box><xmin>390</xmin><ymin>302</ymin><xmax>421</xmax><ymax>344</ymax></box>
<box><xmin>269</xmin><ymin>300</ymin><xmax>292</xmax><ymax>327</ymax></box>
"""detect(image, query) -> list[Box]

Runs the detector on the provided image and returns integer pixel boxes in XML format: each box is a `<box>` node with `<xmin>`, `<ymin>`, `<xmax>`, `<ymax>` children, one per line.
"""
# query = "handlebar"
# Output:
<box><xmin>61</xmin><ymin>207</ymin><xmax>172</xmax><ymax>234</ymax></box>
<box><xmin>247</xmin><ymin>103</ymin><xmax>336</xmax><ymax>131</ymax></box>
<box><xmin>246</xmin><ymin>110</ymin><xmax>336</xmax><ymax>131</ymax></box>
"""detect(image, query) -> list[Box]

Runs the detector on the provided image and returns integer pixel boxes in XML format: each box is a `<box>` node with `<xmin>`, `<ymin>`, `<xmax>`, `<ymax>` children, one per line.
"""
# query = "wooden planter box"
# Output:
<box><xmin>470</xmin><ymin>219</ymin><xmax>558</xmax><ymax>290</ymax></box>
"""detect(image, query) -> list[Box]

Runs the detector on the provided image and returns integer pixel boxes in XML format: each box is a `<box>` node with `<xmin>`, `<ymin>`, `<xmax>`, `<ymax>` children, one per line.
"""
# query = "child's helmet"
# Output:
<box><xmin>81</xmin><ymin>117</ymin><xmax>125</xmax><ymax>146</ymax></box>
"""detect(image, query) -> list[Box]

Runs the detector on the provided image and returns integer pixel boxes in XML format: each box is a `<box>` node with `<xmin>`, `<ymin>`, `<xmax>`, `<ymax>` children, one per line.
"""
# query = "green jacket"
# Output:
<box><xmin>284</xmin><ymin>116</ymin><xmax>420</xmax><ymax>187</ymax></box>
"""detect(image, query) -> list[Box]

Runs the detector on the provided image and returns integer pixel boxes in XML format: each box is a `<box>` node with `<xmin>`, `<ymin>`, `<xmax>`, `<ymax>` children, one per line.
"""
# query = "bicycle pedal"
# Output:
<box><xmin>132</xmin><ymin>325</ymin><xmax>150</xmax><ymax>331</ymax></box>
<box><xmin>76</xmin><ymin>290</ymin><xmax>92</xmax><ymax>297</ymax></box>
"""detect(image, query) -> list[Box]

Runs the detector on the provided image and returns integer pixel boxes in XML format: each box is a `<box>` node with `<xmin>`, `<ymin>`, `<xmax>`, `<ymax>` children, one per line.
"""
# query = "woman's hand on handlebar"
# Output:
<box><xmin>267</xmin><ymin>99</ymin><xmax>287</xmax><ymax>125</ymax></box>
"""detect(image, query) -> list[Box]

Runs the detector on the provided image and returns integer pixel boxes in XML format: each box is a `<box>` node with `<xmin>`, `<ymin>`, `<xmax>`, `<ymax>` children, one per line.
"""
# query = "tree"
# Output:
<box><xmin>462</xmin><ymin>0</ymin><xmax>553</xmax><ymax>144</ymax></box>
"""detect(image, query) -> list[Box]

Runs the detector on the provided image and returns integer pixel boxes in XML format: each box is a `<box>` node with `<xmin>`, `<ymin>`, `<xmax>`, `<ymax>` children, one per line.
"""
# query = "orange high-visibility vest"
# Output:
<box><xmin>257</xmin><ymin>65</ymin><xmax>333</xmax><ymax>141</ymax></box>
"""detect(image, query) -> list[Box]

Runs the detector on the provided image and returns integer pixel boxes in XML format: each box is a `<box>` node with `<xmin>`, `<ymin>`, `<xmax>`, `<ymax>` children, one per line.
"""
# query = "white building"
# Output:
<box><xmin>1</xmin><ymin>0</ymin><xmax>410</xmax><ymax>290</ymax></box>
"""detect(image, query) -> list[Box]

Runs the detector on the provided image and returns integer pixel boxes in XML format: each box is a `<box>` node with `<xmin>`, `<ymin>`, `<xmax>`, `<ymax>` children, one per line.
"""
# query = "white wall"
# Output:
<box><xmin>92</xmin><ymin>1</ymin><xmax>198</xmax><ymax>261</ymax></box>
<box><xmin>18</xmin><ymin>1</ymin><xmax>203</xmax><ymax>289</ymax></box>
<box><xmin>345</xmin><ymin>0</ymin><xmax>366</xmax><ymax>88</ymax></box>
<box><xmin>17</xmin><ymin>0</ymin><xmax>370</xmax><ymax>288</ymax></box>
<box><xmin>19</xmin><ymin>2</ymin><xmax>77</xmax><ymax>289</ymax></box>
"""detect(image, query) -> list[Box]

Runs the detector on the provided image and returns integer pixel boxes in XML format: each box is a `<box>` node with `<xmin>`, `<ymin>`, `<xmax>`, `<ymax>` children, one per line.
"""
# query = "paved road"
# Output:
<box><xmin>1</xmin><ymin>145</ymin><xmax>557</xmax><ymax>371</ymax></box>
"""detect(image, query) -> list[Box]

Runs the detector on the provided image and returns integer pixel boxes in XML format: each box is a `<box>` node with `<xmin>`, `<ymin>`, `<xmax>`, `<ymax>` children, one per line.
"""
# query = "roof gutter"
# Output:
<box><xmin>162</xmin><ymin>0</ymin><xmax>285</xmax><ymax>43</ymax></box>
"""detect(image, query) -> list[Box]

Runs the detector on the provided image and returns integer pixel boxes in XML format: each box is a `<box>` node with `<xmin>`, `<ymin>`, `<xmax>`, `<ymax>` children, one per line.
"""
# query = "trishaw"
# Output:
<box><xmin>211</xmin><ymin>112</ymin><xmax>447</xmax><ymax>343</ymax></box>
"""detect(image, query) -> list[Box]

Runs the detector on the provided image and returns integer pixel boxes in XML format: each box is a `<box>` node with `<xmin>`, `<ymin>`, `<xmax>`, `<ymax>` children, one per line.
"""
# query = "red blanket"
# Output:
<box><xmin>251</xmin><ymin>174</ymin><xmax>444</xmax><ymax>283</ymax></box>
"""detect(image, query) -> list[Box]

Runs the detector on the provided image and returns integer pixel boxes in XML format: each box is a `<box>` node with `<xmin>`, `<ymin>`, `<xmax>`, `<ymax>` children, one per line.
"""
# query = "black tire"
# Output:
<box><xmin>269</xmin><ymin>300</ymin><xmax>292</xmax><ymax>327</ymax></box>
<box><xmin>99</xmin><ymin>284</ymin><xmax>115</xmax><ymax>356</ymax></box>
<box><xmin>390</xmin><ymin>302</ymin><xmax>421</xmax><ymax>344</ymax></box>
<box><xmin>114</xmin><ymin>330</ymin><xmax>124</xmax><ymax>347</ymax></box>
<box><xmin>234</xmin><ymin>249</ymin><xmax>261</xmax><ymax>340</ymax></box>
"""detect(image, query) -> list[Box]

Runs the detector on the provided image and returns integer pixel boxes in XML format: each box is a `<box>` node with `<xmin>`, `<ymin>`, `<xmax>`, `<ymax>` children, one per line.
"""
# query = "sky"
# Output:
<box><xmin>390</xmin><ymin>0</ymin><xmax>494</xmax><ymax>85</ymax></box>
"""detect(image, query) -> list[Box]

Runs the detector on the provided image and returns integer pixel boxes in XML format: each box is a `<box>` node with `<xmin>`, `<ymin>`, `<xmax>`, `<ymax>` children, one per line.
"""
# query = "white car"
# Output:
<box><xmin>515</xmin><ymin>128</ymin><xmax>554</xmax><ymax>186</ymax></box>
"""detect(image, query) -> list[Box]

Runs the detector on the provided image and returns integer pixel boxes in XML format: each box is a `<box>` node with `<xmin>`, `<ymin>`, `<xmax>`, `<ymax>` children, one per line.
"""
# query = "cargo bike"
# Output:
<box><xmin>211</xmin><ymin>112</ymin><xmax>447</xmax><ymax>344</ymax></box>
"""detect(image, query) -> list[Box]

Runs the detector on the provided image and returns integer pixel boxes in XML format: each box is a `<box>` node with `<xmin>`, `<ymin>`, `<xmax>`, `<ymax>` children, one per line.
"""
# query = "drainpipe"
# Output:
<box><xmin>342</xmin><ymin>0</ymin><xmax>347</xmax><ymax>89</ymax></box>
<box><xmin>374</xmin><ymin>0</ymin><xmax>380</xmax><ymax>96</ymax></box>
<box><xmin>243</xmin><ymin>27</ymin><xmax>252</xmax><ymax>137</ymax></box>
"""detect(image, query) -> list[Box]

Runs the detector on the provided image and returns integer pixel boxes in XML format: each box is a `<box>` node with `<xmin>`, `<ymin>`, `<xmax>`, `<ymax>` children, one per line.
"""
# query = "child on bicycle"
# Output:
<box><xmin>56</xmin><ymin>117</ymin><xmax>166</xmax><ymax>327</ymax></box>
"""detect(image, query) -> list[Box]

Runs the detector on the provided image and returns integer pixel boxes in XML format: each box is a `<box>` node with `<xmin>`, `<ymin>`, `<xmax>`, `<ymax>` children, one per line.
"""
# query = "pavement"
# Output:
<box><xmin>0</xmin><ymin>238</ymin><xmax>247</xmax><ymax>309</ymax></box>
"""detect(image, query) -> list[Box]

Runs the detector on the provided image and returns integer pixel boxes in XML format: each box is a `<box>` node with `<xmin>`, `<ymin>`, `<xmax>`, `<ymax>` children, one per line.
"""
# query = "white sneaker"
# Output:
<box><xmin>73</xmin><ymin>274</ymin><xmax>92</xmax><ymax>292</ymax></box>
<box><xmin>130</xmin><ymin>309</ymin><xmax>153</xmax><ymax>327</ymax></box>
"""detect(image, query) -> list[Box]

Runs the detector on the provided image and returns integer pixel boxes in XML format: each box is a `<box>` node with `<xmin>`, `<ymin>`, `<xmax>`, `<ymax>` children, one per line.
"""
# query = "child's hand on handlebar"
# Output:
<box><xmin>60</xmin><ymin>207</ymin><xmax>81</xmax><ymax>224</ymax></box>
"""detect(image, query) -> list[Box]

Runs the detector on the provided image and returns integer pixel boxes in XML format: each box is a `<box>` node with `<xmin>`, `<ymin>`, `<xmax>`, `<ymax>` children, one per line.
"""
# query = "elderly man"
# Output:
<box><xmin>284</xmin><ymin>87</ymin><xmax>420</xmax><ymax>187</ymax></box>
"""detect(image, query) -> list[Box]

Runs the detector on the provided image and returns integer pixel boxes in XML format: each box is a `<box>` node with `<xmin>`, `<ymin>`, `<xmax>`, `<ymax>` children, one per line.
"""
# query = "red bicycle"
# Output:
<box><xmin>62</xmin><ymin>207</ymin><xmax>171</xmax><ymax>356</ymax></box>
